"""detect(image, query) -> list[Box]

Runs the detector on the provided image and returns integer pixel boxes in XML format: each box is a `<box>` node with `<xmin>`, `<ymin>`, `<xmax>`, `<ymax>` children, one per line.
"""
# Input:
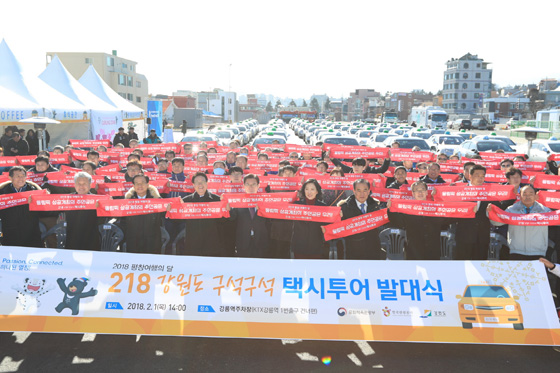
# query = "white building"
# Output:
<box><xmin>442</xmin><ymin>53</ymin><xmax>492</xmax><ymax>116</ymax></box>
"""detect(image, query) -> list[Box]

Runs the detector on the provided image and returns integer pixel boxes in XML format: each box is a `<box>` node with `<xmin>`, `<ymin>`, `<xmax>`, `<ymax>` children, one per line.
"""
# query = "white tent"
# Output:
<box><xmin>0</xmin><ymin>39</ymin><xmax>89</xmax><ymax>144</ymax></box>
<box><xmin>39</xmin><ymin>55</ymin><xmax>123</xmax><ymax>141</ymax></box>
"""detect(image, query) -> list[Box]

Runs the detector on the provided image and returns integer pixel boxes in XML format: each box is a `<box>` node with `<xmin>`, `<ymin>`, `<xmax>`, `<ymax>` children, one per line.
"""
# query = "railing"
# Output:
<box><xmin>510</xmin><ymin>121</ymin><xmax>560</xmax><ymax>139</ymax></box>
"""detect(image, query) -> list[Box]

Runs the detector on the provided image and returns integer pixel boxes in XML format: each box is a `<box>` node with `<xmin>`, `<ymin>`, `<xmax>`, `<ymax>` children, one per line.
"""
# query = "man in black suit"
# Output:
<box><xmin>337</xmin><ymin>179</ymin><xmax>383</xmax><ymax>260</ymax></box>
<box><xmin>228</xmin><ymin>174</ymin><xmax>272</xmax><ymax>258</ymax></box>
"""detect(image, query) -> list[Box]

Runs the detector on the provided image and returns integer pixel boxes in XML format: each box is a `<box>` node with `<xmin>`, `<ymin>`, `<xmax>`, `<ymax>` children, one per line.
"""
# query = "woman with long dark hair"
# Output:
<box><xmin>290</xmin><ymin>178</ymin><xmax>328</xmax><ymax>259</ymax></box>
<box><xmin>26</xmin><ymin>129</ymin><xmax>39</xmax><ymax>155</ymax></box>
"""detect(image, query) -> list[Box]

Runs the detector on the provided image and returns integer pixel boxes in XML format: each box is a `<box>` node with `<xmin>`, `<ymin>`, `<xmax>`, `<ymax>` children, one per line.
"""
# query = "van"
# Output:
<box><xmin>454</xmin><ymin>119</ymin><xmax>472</xmax><ymax>130</ymax></box>
<box><xmin>471</xmin><ymin>118</ymin><xmax>488</xmax><ymax>130</ymax></box>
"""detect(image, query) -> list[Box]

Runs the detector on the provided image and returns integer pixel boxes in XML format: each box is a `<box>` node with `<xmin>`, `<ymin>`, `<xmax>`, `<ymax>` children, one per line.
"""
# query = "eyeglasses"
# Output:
<box><xmin>417</xmin><ymin>167</ymin><xmax>427</xmax><ymax>170</ymax></box>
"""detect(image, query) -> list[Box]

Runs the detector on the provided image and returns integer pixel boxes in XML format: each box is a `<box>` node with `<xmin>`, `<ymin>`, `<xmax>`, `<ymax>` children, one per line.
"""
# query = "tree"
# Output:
<box><xmin>527</xmin><ymin>88</ymin><xmax>545</xmax><ymax>119</ymax></box>
<box><xmin>325</xmin><ymin>97</ymin><xmax>331</xmax><ymax>110</ymax></box>
<box><xmin>275</xmin><ymin>100</ymin><xmax>282</xmax><ymax>110</ymax></box>
<box><xmin>266</xmin><ymin>101</ymin><xmax>273</xmax><ymax>112</ymax></box>
<box><xmin>289</xmin><ymin>99</ymin><xmax>296</xmax><ymax>106</ymax></box>
<box><xmin>302</xmin><ymin>99</ymin><xmax>307</xmax><ymax>107</ymax></box>
<box><xmin>310</xmin><ymin>97</ymin><xmax>320</xmax><ymax>112</ymax></box>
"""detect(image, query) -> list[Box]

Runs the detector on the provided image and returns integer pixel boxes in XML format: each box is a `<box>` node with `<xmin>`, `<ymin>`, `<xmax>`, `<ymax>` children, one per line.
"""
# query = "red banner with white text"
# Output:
<box><xmin>389</xmin><ymin>199</ymin><xmax>476</xmax><ymax>218</ymax></box>
<box><xmin>488</xmin><ymin>205</ymin><xmax>560</xmax><ymax>226</ymax></box>
<box><xmin>165</xmin><ymin>200</ymin><xmax>229</xmax><ymax>219</ymax></box>
<box><xmin>257</xmin><ymin>202</ymin><xmax>341</xmax><ymax>223</ymax></box>
<box><xmin>29</xmin><ymin>194</ymin><xmax>110</xmax><ymax>211</ymax></box>
<box><xmin>433</xmin><ymin>184</ymin><xmax>516</xmax><ymax>202</ymax></box>
<box><xmin>323</xmin><ymin>208</ymin><xmax>389</xmax><ymax>241</ymax></box>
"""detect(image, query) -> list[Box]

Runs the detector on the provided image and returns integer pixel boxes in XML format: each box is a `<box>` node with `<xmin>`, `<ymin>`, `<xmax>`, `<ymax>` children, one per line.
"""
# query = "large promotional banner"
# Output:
<box><xmin>147</xmin><ymin>100</ymin><xmax>162</xmax><ymax>136</ymax></box>
<box><xmin>91</xmin><ymin>110</ymin><xmax>123</xmax><ymax>142</ymax></box>
<box><xmin>1</xmin><ymin>246</ymin><xmax>559</xmax><ymax>345</ymax></box>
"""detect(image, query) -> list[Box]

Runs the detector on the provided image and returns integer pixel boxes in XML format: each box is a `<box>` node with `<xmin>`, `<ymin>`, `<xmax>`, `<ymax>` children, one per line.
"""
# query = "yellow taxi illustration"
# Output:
<box><xmin>456</xmin><ymin>285</ymin><xmax>523</xmax><ymax>330</ymax></box>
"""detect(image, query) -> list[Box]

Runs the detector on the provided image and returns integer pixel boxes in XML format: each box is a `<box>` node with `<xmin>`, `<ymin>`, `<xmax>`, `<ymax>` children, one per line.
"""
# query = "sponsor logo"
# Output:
<box><xmin>382</xmin><ymin>306</ymin><xmax>391</xmax><ymax>317</ymax></box>
<box><xmin>420</xmin><ymin>309</ymin><xmax>432</xmax><ymax>318</ymax></box>
<box><xmin>337</xmin><ymin>307</ymin><xmax>347</xmax><ymax>316</ymax></box>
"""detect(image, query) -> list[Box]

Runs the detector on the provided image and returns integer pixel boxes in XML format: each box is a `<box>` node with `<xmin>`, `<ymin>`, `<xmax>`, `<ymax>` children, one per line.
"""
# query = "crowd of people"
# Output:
<box><xmin>1</xmin><ymin>125</ymin><xmax>560</xmax><ymax>272</ymax></box>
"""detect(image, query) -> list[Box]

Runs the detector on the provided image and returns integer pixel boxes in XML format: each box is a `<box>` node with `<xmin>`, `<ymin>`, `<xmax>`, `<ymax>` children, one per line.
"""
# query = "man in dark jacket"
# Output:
<box><xmin>122</xmin><ymin>175</ymin><xmax>163</xmax><ymax>254</ymax></box>
<box><xmin>113</xmin><ymin>127</ymin><xmax>129</xmax><ymax>147</ymax></box>
<box><xmin>338</xmin><ymin>179</ymin><xmax>382</xmax><ymax>259</ymax></box>
<box><xmin>453</xmin><ymin>165</ymin><xmax>492</xmax><ymax>260</ymax></box>
<box><xmin>0</xmin><ymin>166</ymin><xmax>42</xmax><ymax>247</ymax></box>
<box><xmin>386</xmin><ymin>166</ymin><xmax>409</xmax><ymax>189</ymax></box>
<box><xmin>28</xmin><ymin>156</ymin><xmax>59</xmax><ymax>174</ymax></box>
<box><xmin>6</xmin><ymin>132</ymin><xmax>29</xmax><ymax>156</ymax></box>
<box><xmin>228</xmin><ymin>174</ymin><xmax>271</xmax><ymax>258</ymax></box>
<box><xmin>388</xmin><ymin>181</ymin><xmax>456</xmax><ymax>260</ymax></box>
<box><xmin>331</xmin><ymin>156</ymin><xmax>390</xmax><ymax>174</ymax></box>
<box><xmin>419</xmin><ymin>163</ymin><xmax>446</xmax><ymax>184</ymax></box>
<box><xmin>182</xmin><ymin>172</ymin><xmax>225</xmax><ymax>257</ymax></box>
<box><xmin>64</xmin><ymin>172</ymin><xmax>101</xmax><ymax>251</ymax></box>
<box><xmin>0</xmin><ymin>128</ymin><xmax>13</xmax><ymax>151</ymax></box>
<box><xmin>128</xmin><ymin>127</ymin><xmax>139</xmax><ymax>144</ymax></box>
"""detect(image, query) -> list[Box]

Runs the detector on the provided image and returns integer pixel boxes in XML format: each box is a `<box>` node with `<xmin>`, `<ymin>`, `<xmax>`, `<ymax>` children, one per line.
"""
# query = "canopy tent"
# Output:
<box><xmin>39</xmin><ymin>55</ymin><xmax>123</xmax><ymax>141</ymax></box>
<box><xmin>0</xmin><ymin>39</ymin><xmax>89</xmax><ymax>145</ymax></box>
<box><xmin>78</xmin><ymin>65</ymin><xmax>144</xmax><ymax>120</ymax></box>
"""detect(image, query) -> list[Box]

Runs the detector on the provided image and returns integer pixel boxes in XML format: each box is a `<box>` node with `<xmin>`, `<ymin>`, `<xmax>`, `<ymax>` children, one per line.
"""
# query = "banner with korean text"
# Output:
<box><xmin>1</xmin><ymin>246</ymin><xmax>559</xmax><ymax>345</ymax></box>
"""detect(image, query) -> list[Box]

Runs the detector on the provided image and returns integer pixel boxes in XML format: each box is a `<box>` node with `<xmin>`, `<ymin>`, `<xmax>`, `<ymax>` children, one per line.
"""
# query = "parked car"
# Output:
<box><xmin>453</xmin><ymin>119</ymin><xmax>472</xmax><ymax>130</ymax></box>
<box><xmin>471</xmin><ymin>118</ymin><xmax>488</xmax><ymax>130</ymax></box>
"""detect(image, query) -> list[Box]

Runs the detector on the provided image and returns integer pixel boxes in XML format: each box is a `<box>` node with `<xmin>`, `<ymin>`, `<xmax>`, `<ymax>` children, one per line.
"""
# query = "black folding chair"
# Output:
<box><xmin>41</xmin><ymin>221</ymin><xmax>67</xmax><ymax>249</ymax></box>
<box><xmin>440</xmin><ymin>230</ymin><xmax>456</xmax><ymax>260</ymax></box>
<box><xmin>328</xmin><ymin>238</ymin><xmax>347</xmax><ymax>259</ymax></box>
<box><xmin>379</xmin><ymin>228</ymin><xmax>407</xmax><ymax>260</ymax></box>
<box><xmin>488</xmin><ymin>232</ymin><xmax>507</xmax><ymax>260</ymax></box>
<box><xmin>98</xmin><ymin>223</ymin><xmax>124</xmax><ymax>252</ymax></box>
<box><xmin>171</xmin><ymin>228</ymin><xmax>186</xmax><ymax>255</ymax></box>
<box><xmin>160</xmin><ymin>226</ymin><xmax>170</xmax><ymax>254</ymax></box>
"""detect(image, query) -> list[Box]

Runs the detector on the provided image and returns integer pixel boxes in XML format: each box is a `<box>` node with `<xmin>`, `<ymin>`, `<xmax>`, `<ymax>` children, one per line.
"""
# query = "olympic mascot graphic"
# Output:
<box><xmin>12</xmin><ymin>278</ymin><xmax>54</xmax><ymax>311</ymax></box>
<box><xmin>55</xmin><ymin>277</ymin><xmax>97</xmax><ymax>315</ymax></box>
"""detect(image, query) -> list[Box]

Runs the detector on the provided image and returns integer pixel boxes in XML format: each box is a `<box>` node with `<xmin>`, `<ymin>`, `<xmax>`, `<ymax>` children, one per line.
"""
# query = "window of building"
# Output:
<box><xmin>464</xmin><ymin>63</ymin><xmax>469</xmax><ymax>69</ymax></box>
<box><xmin>473</xmin><ymin>103</ymin><xmax>477</xmax><ymax>109</ymax></box>
<box><xmin>228</xmin><ymin>110</ymin><xmax>232</xmax><ymax>115</ymax></box>
<box><xmin>107</xmin><ymin>57</ymin><xmax>114</xmax><ymax>67</ymax></box>
<box><xmin>455</xmin><ymin>73</ymin><xmax>459</xmax><ymax>79</ymax></box>
<box><xmin>118</xmin><ymin>92</ymin><xmax>126</xmax><ymax>99</ymax></box>
<box><xmin>474</xmin><ymin>93</ymin><xmax>479</xmax><ymax>99</ymax></box>
<box><xmin>462</xmin><ymin>83</ymin><xmax>468</xmax><ymax>89</ymax></box>
<box><xmin>136</xmin><ymin>97</ymin><xmax>142</xmax><ymax>103</ymax></box>
<box><xmin>461</xmin><ymin>103</ymin><xmax>466</xmax><ymax>109</ymax></box>
<box><xmin>454</xmin><ymin>93</ymin><xmax>458</xmax><ymax>99</ymax></box>
<box><xmin>127</xmin><ymin>93</ymin><xmax>133</xmax><ymax>101</ymax></box>
<box><xmin>475</xmin><ymin>72</ymin><xmax>481</xmax><ymax>79</ymax></box>
<box><xmin>118</xmin><ymin>75</ymin><xmax>126</xmax><ymax>85</ymax></box>
<box><xmin>130</xmin><ymin>65</ymin><xmax>134</xmax><ymax>72</ymax></box>
<box><xmin>463</xmin><ymin>73</ymin><xmax>468</xmax><ymax>79</ymax></box>
<box><xmin>454</xmin><ymin>83</ymin><xmax>459</xmax><ymax>89</ymax></box>
<box><xmin>510</xmin><ymin>103</ymin><xmax>516</xmax><ymax>109</ymax></box>
<box><xmin>453</xmin><ymin>103</ymin><xmax>457</xmax><ymax>109</ymax></box>
<box><xmin>85</xmin><ymin>58</ymin><xmax>93</xmax><ymax>64</ymax></box>
<box><xmin>462</xmin><ymin>93</ymin><xmax>467</xmax><ymax>99</ymax></box>
<box><xmin>122</xmin><ymin>63</ymin><xmax>127</xmax><ymax>69</ymax></box>
<box><xmin>477</xmin><ymin>63</ymin><xmax>481</xmax><ymax>68</ymax></box>
<box><xmin>475</xmin><ymin>83</ymin><xmax>480</xmax><ymax>89</ymax></box>
<box><xmin>127</xmin><ymin>76</ymin><xmax>133</xmax><ymax>87</ymax></box>
<box><xmin>136</xmin><ymin>81</ymin><xmax>141</xmax><ymax>88</ymax></box>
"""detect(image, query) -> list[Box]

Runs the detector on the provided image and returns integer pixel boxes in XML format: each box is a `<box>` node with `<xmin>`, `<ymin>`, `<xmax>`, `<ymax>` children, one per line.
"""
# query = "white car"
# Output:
<box><xmin>516</xmin><ymin>138</ymin><xmax>560</xmax><ymax>162</ymax></box>
<box><xmin>427</xmin><ymin>134</ymin><xmax>465</xmax><ymax>157</ymax></box>
<box><xmin>367</xmin><ymin>133</ymin><xmax>397</xmax><ymax>148</ymax></box>
<box><xmin>472</xmin><ymin>134</ymin><xmax>518</xmax><ymax>151</ymax></box>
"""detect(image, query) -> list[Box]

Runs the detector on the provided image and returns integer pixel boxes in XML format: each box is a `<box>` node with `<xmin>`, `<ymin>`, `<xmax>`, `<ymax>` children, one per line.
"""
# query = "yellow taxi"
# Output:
<box><xmin>456</xmin><ymin>285</ymin><xmax>524</xmax><ymax>330</ymax></box>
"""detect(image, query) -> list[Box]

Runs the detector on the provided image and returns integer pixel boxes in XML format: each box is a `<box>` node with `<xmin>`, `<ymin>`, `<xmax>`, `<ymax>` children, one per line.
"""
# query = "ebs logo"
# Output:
<box><xmin>337</xmin><ymin>307</ymin><xmax>347</xmax><ymax>316</ymax></box>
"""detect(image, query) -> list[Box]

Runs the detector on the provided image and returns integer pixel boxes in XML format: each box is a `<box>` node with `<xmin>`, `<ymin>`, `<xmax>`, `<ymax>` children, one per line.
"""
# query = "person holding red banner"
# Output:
<box><xmin>419</xmin><ymin>163</ymin><xmax>446</xmax><ymax>184</ymax></box>
<box><xmin>488</xmin><ymin>185</ymin><xmax>551</xmax><ymax>260</ymax></box>
<box><xmin>387</xmin><ymin>181</ymin><xmax>459</xmax><ymax>260</ymax></box>
<box><xmin>290</xmin><ymin>179</ymin><xmax>328</xmax><ymax>259</ymax></box>
<box><xmin>454</xmin><ymin>164</ymin><xmax>494</xmax><ymax>260</ymax></box>
<box><xmin>124</xmin><ymin>161</ymin><xmax>143</xmax><ymax>183</ymax></box>
<box><xmin>270</xmin><ymin>166</ymin><xmax>298</xmax><ymax>258</ymax></box>
<box><xmin>121</xmin><ymin>174</ymin><xmax>164</xmax><ymax>254</ymax></box>
<box><xmin>112</xmin><ymin>127</ymin><xmax>129</xmax><ymax>147</ymax></box>
<box><xmin>86</xmin><ymin>150</ymin><xmax>108</xmax><ymax>168</ymax></box>
<box><xmin>0</xmin><ymin>166</ymin><xmax>42</xmax><ymax>247</ymax></box>
<box><xmin>228</xmin><ymin>167</ymin><xmax>244</xmax><ymax>183</ymax></box>
<box><xmin>227</xmin><ymin>174</ymin><xmax>272</xmax><ymax>258</ymax></box>
<box><xmin>338</xmin><ymin>178</ymin><xmax>382</xmax><ymax>260</ymax></box>
<box><xmin>182</xmin><ymin>172</ymin><xmax>225</xmax><ymax>257</ymax></box>
<box><xmin>65</xmin><ymin>172</ymin><xmax>102</xmax><ymax>251</ymax></box>
<box><xmin>28</xmin><ymin>156</ymin><xmax>58</xmax><ymax>175</ymax></box>
<box><xmin>322</xmin><ymin>168</ymin><xmax>347</xmax><ymax>206</ymax></box>
<box><xmin>331</xmin><ymin>156</ymin><xmax>390</xmax><ymax>175</ymax></box>
<box><xmin>387</xmin><ymin>166</ymin><xmax>409</xmax><ymax>189</ymax></box>
<box><xmin>457</xmin><ymin>161</ymin><xmax>475</xmax><ymax>183</ymax></box>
